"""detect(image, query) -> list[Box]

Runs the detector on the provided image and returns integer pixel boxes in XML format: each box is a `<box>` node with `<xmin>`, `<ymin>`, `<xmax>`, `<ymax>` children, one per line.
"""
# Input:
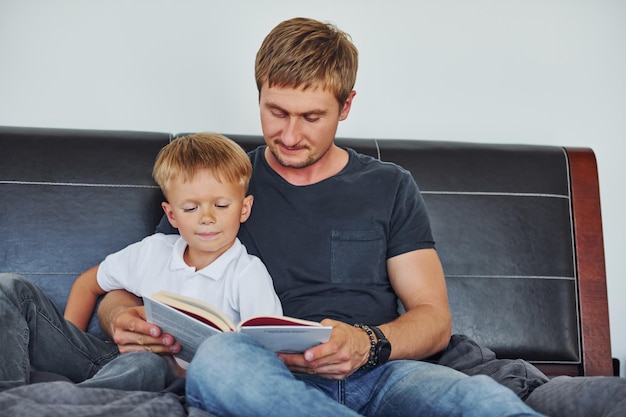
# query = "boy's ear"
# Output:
<box><xmin>240</xmin><ymin>195</ymin><xmax>254</xmax><ymax>223</ymax></box>
<box><xmin>162</xmin><ymin>202</ymin><xmax>178</xmax><ymax>228</ymax></box>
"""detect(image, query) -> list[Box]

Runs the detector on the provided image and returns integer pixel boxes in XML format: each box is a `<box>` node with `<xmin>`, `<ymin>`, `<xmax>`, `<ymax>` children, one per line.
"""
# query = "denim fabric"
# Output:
<box><xmin>186</xmin><ymin>332</ymin><xmax>544</xmax><ymax>417</ymax></box>
<box><xmin>0</xmin><ymin>273</ymin><xmax>173</xmax><ymax>392</ymax></box>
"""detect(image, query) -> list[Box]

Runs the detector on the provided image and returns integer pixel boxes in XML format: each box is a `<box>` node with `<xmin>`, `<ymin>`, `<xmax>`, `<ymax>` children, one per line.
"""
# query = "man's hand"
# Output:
<box><xmin>98</xmin><ymin>290</ymin><xmax>181</xmax><ymax>355</ymax></box>
<box><xmin>277</xmin><ymin>319</ymin><xmax>371</xmax><ymax>380</ymax></box>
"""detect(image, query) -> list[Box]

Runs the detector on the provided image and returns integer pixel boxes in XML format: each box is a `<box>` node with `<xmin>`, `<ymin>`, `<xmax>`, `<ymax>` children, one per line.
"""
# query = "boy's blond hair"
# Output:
<box><xmin>153</xmin><ymin>133</ymin><xmax>252</xmax><ymax>196</ymax></box>
<box><xmin>255</xmin><ymin>17</ymin><xmax>358</xmax><ymax>109</ymax></box>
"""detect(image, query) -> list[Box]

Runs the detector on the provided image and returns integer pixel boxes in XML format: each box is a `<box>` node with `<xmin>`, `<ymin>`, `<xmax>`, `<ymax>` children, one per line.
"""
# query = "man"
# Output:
<box><xmin>99</xmin><ymin>17</ymin><xmax>543</xmax><ymax>417</ymax></box>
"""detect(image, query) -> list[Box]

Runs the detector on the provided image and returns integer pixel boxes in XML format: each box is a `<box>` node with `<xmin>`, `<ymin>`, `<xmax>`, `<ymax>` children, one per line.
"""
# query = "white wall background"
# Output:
<box><xmin>1</xmin><ymin>0</ymin><xmax>624</xmax><ymax>375</ymax></box>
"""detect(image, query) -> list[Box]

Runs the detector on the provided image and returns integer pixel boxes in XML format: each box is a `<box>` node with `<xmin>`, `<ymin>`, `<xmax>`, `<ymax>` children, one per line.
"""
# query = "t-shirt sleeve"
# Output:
<box><xmin>386</xmin><ymin>169</ymin><xmax>435</xmax><ymax>259</ymax></box>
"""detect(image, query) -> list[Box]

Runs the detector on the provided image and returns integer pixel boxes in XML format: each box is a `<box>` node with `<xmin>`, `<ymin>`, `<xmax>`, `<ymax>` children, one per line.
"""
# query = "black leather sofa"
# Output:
<box><xmin>0</xmin><ymin>125</ymin><xmax>613</xmax><ymax>381</ymax></box>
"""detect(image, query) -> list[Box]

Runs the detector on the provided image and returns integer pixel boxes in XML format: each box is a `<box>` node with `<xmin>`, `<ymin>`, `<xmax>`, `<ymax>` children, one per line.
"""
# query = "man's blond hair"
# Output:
<box><xmin>255</xmin><ymin>17</ymin><xmax>358</xmax><ymax>109</ymax></box>
<box><xmin>153</xmin><ymin>133</ymin><xmax>252</xmax><ymax>195</ymax></box>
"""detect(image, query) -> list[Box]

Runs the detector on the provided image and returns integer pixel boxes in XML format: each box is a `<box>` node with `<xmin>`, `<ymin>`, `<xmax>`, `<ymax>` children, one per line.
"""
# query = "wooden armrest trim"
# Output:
<box><xmin>565</xmin><ymin>147</ymin><xmax>612</xmax><ymax>376</ymax></box>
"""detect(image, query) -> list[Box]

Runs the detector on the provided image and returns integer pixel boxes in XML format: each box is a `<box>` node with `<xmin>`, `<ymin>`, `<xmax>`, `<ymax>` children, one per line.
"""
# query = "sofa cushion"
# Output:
<box><xmin>0</xmin><ymin>126</ymin><xmax>170</xmax><ymax>337</ymax></box>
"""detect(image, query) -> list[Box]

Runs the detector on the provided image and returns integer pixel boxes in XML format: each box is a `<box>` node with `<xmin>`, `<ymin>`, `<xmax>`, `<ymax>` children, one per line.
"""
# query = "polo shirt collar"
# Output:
<box><xmin>169</xmin><ymin>236</ymin><xmax>242</xmax><ymax>282</ymax></box>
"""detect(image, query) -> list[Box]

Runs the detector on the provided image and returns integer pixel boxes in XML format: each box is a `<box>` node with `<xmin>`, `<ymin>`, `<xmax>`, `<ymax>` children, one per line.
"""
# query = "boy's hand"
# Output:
<box><xmin>108</xmin><ymin>305</ymin><xmax>181</xmax><ymax>354</ymax></box>
<box><xmin>98</xmin><ymin>289</ymin><xmax>181</xmax><ymax>355</ymax></box>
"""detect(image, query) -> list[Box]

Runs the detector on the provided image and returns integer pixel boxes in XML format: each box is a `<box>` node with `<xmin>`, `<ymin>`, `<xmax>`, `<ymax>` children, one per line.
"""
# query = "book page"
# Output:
<box><xmin>150</xmin><ymin>291</ymin><xmax>234</xmax><ymax>332</ymax></box>
<box><xmin>144</xmin><ymin>295</ymin><xmax>221</xmax><ymax>362</ymax></box>
<box><xmin>239</xmin><ymin>315</ymin><xmax>324</xmax><ymax>328</ymax></box>
<box><xmin>240</xmin><ymin>325</ymin><xmax>332</xmax><ymax>353</ymax></box>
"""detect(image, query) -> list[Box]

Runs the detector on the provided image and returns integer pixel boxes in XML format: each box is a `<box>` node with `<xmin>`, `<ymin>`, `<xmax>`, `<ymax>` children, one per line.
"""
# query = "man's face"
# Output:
<box><xmin>259</xmin><ymin>82</ymin><xmax>353</xmax><ymax>169</ymax></box>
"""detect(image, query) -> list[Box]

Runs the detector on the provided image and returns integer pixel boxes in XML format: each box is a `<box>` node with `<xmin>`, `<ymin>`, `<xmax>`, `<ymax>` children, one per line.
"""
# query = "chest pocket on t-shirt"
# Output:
<box><xmin>330</xmin><ymin>230</ymin><xmax>386</xmax><ymax>284</ymax></box>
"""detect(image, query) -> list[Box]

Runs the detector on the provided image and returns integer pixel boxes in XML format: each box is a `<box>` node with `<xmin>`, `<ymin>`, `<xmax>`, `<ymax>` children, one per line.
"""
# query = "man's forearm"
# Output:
<box><xmin>380</xmin><ymin>304</ymin><xmax>452</xmax><ymax>361</ymax></box>
<box><xmin>97</xmin><ymin>289</ymin><xmax>142</xmax><ymax>340</ymax></box>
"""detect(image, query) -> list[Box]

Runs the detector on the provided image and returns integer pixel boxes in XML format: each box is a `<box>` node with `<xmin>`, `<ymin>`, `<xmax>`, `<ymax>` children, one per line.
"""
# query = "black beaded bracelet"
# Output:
<box><xmin>354</xmin><ymin>323</ymin><xmax>377</xmax><ymax>369</ymax></box>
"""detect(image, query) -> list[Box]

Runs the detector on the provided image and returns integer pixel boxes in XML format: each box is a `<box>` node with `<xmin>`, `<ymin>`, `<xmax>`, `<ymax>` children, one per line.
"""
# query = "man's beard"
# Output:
<box><xmin>269</xmin><ymin>143</ymin><xmax>327</xmax><ymax>169</ymax></box>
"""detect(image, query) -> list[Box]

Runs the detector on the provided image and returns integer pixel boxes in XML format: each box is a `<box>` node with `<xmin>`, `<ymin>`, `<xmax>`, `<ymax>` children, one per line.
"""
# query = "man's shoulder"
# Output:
<box><xmin>346</xmin><ymin>147</ymin><xmax>412</xmax><ymax>178</ymax></box>
<box><xmin>247</xmin><ymin>146</ymin><xmax>270</xmax><ymax>177</ymax></box>
<box><xmin>247</xmin><ymin>145</ymin><xmax>265</xmax><ymax>164</ymax></box>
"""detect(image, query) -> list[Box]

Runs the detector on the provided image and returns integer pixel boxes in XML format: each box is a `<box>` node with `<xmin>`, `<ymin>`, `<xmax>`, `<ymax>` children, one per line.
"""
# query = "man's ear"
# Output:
<box><xmin>162</xmin><ymin>202</ymin><xmax>178</xmax><ymax>228</ymax></box>
<box><xmin>240</xmin><ymin>195</ymin><xmax>254</xmax><ymax>223</ymax></box>
<box><xmin>339</xmin><ymin>90</ymin><xmax>356</xmax><ymax>121</ymax></box>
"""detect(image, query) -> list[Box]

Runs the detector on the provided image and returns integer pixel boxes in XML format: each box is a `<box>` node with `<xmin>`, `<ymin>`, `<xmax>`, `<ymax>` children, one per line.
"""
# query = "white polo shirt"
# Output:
<box><xmin>97</xmin><ymin>234</ymin><xmax>282</xmax><ymax>324</ymax></box>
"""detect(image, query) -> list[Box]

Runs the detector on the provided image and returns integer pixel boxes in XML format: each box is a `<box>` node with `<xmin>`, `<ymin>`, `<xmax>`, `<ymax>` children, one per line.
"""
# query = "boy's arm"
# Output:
<box><xmin>64</xmin><ymin>264</ymin><xmax>106</xmax><ymax>331</ymax></box>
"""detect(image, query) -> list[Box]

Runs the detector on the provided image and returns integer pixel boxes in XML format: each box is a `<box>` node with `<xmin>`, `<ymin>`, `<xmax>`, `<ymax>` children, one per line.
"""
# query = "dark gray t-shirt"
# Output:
<box><xmin>237</xmin><ymin>146</ymin><xmax>435</xmax><ymax>325</ymax></box>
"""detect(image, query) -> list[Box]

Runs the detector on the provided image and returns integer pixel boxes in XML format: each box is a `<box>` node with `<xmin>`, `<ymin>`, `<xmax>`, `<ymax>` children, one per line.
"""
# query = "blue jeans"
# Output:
<box><xmin>186</xmin><ymin>332</ymin><xmax>544</xmax><ymax>417</ymax></box>
<box><xmin>0</xmin><ymin>273</ymin><xmax>174</xmax><ymax>392</ymax></box>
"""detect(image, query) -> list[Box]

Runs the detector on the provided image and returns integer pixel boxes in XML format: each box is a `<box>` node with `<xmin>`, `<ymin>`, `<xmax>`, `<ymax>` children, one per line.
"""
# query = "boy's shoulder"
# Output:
<box><xmin>226</xmin><ymin>239</ymin><xmax>271</xmax><ymax>275</ymax></box>
<box><xmin>125</xmin><ymin>233</ymin><xmax>180</xmax><ymax>253</ymax></box>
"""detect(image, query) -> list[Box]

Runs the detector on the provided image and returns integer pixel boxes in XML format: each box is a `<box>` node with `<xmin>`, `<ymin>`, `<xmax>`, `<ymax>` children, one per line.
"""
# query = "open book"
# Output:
<box><xmin>143</xmin><ymin>291</ymin><xmax>332</xmax><ymax>362</ymax></box>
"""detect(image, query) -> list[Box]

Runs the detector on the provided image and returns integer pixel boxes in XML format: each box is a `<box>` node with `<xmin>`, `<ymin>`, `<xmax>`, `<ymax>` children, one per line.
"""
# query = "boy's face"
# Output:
<box><xmin>259</xmin><ymin>82</ymin><xmax>354</xmax><ymax>170</ymax></box>
<box><xmin>161</xmin><ymin>169</ymin><xmax>252</xmax><ymax>270</ymax></box>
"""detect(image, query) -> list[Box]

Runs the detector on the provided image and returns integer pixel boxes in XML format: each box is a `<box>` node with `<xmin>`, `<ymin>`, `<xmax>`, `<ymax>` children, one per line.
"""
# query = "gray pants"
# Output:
<box><xmin>526</xmin><ymin>375</ymin><xmax>626</xmax><ymax>417</ymax></box>
<box><xmin>0</xmin><ymin>273</ymin><xmax>174</xmax><ymax>392</ymax></box>
<box><xmin>437</xmin><ymin>331</ymin><xmax>626</xmax><ymax>417</ymax></box>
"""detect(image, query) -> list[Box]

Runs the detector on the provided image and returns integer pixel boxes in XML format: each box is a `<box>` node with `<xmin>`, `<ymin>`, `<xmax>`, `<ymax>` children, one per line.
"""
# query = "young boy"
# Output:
<box><xmin>64</xmin><ymin>132</ymin><xmax>282</xmax><ymax>336</ymax></box>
